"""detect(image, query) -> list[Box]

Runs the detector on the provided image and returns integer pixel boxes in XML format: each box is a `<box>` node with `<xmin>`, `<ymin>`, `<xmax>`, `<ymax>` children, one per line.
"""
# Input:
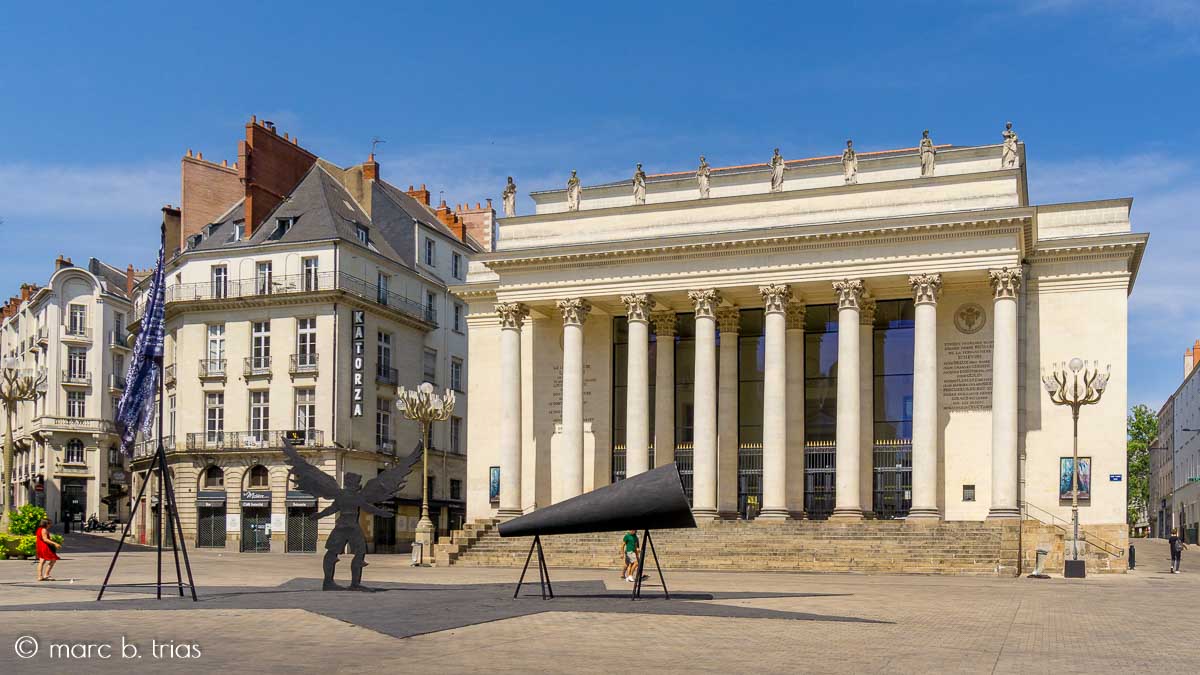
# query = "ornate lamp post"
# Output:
<box><xmin>1</xmin><ymin>357</ymin><xmax>47</xmax><ymax>529</ymax></box>
<box><xmin>397</xmin><ymin>382</ymin><xmax>455</xmax><ymax>564</ymax></box>
<box><xmin>1041</xmin><ymin>357</ymin><xmax>1110</xmax><ymax>574</ymax></box>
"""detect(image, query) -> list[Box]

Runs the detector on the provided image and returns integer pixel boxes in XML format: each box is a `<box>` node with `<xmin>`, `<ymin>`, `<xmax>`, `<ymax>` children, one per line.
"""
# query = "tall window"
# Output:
<box><xmin>206</xmin><ymin>392</ymin><xmax>225</xmax><ymax>443</ymax></box>
<box><xmin>203</xmin><ymin>465</ymin><xmax>225</xmax><ymax>488</ymax></box>
<box><xmin>206</xmin><ymin>324</ymin><xmax>225</xmax><ymax>371</ymax></box>
<box><xmin>452</xmin><ymin>252</ymin><xmax>463</xmax><ymax>279</ymax></box>
<box><xmin>450</xmin><ymin>357</ymin><xmax>464</xmax><ymax>392</ymax></box>
<box><xmin>377</xmin><ymin>272</ymin><xmax>390</xmax><ymax>305</ymax></box>
<box><xmin>450</xmin><ymin>416</ymin><xmax>462</xmax><ymax>454</ymax></box>
<box><xmin>67</xmin><ymin>348</ymin><xmax>87</xmax><ymax>378</ymax></box>
<box><xmin>377</xmin><ymin>331</ymin><xmax>392</xmax><ymax>378</ymax></box>
<box><xmin>296</xmin><ymin>318</ymin><xmax>317</xmax><ymax>367</ymax></box>
<box><xmin>451</xmin><ymin>478</ymin><xmax>462</xmax><ymax>501</ymax></box>
<box><xmin>68</xmin><ymin>304</ymin><xmax>87</xmax><ymax>335</ymax></box>
<box><xmin>872</xmin><ymin>299</ymin><xmax>915</xmax><ymax>519</ymax></box>
<box><xmin>423</xmin><ymin>348</ymin><xmax>437</xmax><ymax>384</ymax></box>
<box><xmin>113</xmin><ymin>353</ymin><xmax>124</xmax><ymax>383</ymax></box>
<box><xmin>302</xmin><ymin>257</ymin><xmax>319</xmax><ymax>292</ymax></box>
<box><xmin>424</xmin><ymin>237</ymin><xmax>436</xmax><ymax>266</ymax></box>
<box><xmin>376</xmin><ymin>398</ymin><xmax>392</xmax><ymax>449</ymax></box>
<box><xmin>453</xmin><ymin>303</ymin><xmax>464</xmax><ymax>333</ymax></box>
<box><xmin>211</xmin><ymin>265</ymin><xmax>228</xmax><ymax>298</ymax></box>
<box><xmin>356</xmin><ymin>225</ymin><xmax>369</xmax><ymax>244</ymax></box>
<box><xmin>804</xmin><ymin>304</ymin><xmax>839</xmax><ymax>519</ymax></box>
<box><xmin>249</xmin><ymin>391</ymin><xmax>270</xmax><ymax>443</ymax></box>
<box><xmin>65</xmin><ymin>439</ymin><xmax>84</xmax><ymax>464</ymax></box>
<box><xmin>113</xmin><ymin>312</ymin><xmax>125</xmax><ymax>336</ymax></box>
<box><xmin>66</xmin><ymin>391</ymin><xmax>86</xmax><ymax>418</ymax></box>
<box><xmin>252</xmin><ymin>321</ymin><xmax>271</xmax><ymax>370</ymax></box>
<box><xmin>247</xmin><ymin>465</ymin><xmax>269</xmax><ymax>488</ymax></box>
<box><xmin>295</xmin><ymin>388</ymin><xmax>316</xmax><ymax>442</ymax></box>
<box><xmin>255</xmin><ymin>261</ymin><xmax>273</xmax><ymax>295</ymax></box>
<box><xmin>169</xmin><ymin>394</ymin><xmax>176</xmax><ymax>438</ymax></box>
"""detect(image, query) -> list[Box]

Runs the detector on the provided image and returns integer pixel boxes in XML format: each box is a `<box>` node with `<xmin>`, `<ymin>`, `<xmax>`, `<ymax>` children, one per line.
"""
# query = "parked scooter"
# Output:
<box><xmin>85</xmin><ymin>514</ymin><xmax>119</xmax><ymax>532</ymax></box>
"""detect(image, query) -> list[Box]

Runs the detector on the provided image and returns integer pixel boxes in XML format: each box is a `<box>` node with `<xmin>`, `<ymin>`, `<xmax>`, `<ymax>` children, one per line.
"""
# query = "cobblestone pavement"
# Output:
<box><xmin>0</xmin><ymin>534</ymin><xmax>1194</xmax><ymax>674</ymax></box>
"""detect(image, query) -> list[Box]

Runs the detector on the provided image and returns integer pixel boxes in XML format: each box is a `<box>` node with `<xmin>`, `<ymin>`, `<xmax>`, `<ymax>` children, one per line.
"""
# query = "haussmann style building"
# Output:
<box><xmin>446</xmin><ymin>127</ymin><xmax>1147</xmax><ymax>575</ymax></box>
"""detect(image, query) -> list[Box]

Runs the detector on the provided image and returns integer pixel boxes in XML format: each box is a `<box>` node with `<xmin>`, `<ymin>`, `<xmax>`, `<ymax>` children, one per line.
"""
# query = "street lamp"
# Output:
<box><xmin>396</xmin><ymin>382</ymin><xmax>455</xmax><ymax>564</ymax></box>
<box><xmin>1041</xmin><ymin>357</ymin><xmax>1110</xmax><ymax>576</ymax></box>
<box><xmin>1</xmin><ymin>356</ymin><xmax>47</xmax><ymax>529</ymax></box>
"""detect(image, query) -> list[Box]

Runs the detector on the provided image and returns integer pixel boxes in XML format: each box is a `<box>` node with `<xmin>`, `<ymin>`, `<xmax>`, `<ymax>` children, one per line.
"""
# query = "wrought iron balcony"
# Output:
<box><xmin>163</xmin><ymin>363</ymin><xmax>176</xmax><ymax>387</ymax></box>
<box><xmin>244</xmin><ymin>356</ymin><xmax>272</xmax><ymax>378</ymax></box>
<box><xmin>61</xmin><ymin>370</ymin><xmax>92</xmax><ymax>386</ymax></box>
<box><xmin>376</xmin><ymin>365</ymin><xmax>398</xmax><ymax>386</ymax></box>
<box><xmin>379</xmin><ymin>439</ymin><xmax>396</xmax><ymax>454</ymax></box>
<box><xmin>35</xmin><ymin>326</ymin><xmax>49</xmax><ymax>344</ymax></box>
<box><xmin>133</xmin><ymin>436</ymin><xmax>177</xmax><ymax>460</ymax></box>
<box><xmin>289</xmin><ymin>353</ymin><xmax>319</xmax><ymax>375</ymax></box>
<box><xmin>185</xmin><ymin>429</ymin><xmax>324</xmax><ymax>451</ymax></box>
<box><xmin>109</xmin><ymin>374</ymin><xmax>126</xmax><ymax>391</ymax></box>
<box><xmin>109</xmin><ymin>329</ymin><xmax>131</xmax><ymax>350</ymax></box>
<box><xmin>199</xmin><ymin>359</ymin><xmax>226</xmax><ymax>378</ymax></box>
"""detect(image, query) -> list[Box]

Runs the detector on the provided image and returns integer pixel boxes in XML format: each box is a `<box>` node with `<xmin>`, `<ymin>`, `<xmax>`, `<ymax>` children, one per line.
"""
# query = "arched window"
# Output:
<box><xmin>203</xmin><ymin>465</ymin><xmax>225</xmax><ymax>489</ymax></box>
<box><xmin>65</xmin><ymin>439</ymin><xmax>85</xmax><ymax>464</ymax></box>
<box><xmin>247</xmin><ymin>465</ymin><xmax>269</xmax><ymax>488</ymax></box>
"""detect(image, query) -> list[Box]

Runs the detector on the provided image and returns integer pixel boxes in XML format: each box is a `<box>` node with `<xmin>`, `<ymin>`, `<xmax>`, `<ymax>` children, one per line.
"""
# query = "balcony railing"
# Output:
<box><xmin>376</xmin><ymin>365</ymin><xmax>398</xmax><ymax>386</ymax></box>
<box><xmin>109</xmin><ymin>374</ymin><xmax>126</xmax><ymax>390</ymax></box>
<box><xmin>290</xmin><ymin>353</ymin><xmax>319</xmax><ymax>375</ymax></box>
<box><xmin>147</xmin><ymin>271</ymin><xmax>434</xmax><ymax>325</ymax></box>
<box><xmin>379</xmin><ymin>439</ymin><xmax>396</xmax><ymax>454</ymax></box>
<box><xmin>244</xmin><ymin>356</ymin><xmax>272</xmax><ymax>377</ymax></box>
<box><xmin>62</xmin><ymin>325</ymin><xmax>91</xmax><ymax>341</ymax></box>
<box><xmin>61</xmin><ymin>370</ymin><xmax>92</xmax><ymax>386</ymax></box>
<box><xmin>109</xmin><ymin>329</ymin><xmax>130</xmax><ymax>349</ymax></box>
<box><xmin>185</xmin><ymin>429</ymin><xmax>324</xmax><ymax>451</ymax></box>
<box><xmin>133</xmin><ymin>436</ymin><xmax>177</xmax><ymax>460</ymax></box>
<box><xmin>31</xmin><ymin>417</ymin><xmax>116</xmax><ymax>435</ymax></box>
<box><xmin>35</xmin><ymin>327</ymin><xmax>49</xmax><ymax>344</ymax></box>
<box><xmin>164</xmin><ymin>363</ymin><xmax>176</xmax><ymax>387</ymax></box>
<box><xmin>199</xmin><ymin>359</ymin><xmax>226</xmax><ymax>378</ymax></box>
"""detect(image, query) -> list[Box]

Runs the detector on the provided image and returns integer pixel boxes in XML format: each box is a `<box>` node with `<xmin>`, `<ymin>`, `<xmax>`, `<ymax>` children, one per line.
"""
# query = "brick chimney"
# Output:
<box><xmin>162</xmin><ymin>204</ymin><xmax>182</xmax><ymax>255</ymax></box>
<box><xmin>406</xmin><ymin>184</ymin><xmax>431</xmax><ymax>206</ymax></box>
<box><xmin>1189</xmin><ymin>340</ymin><xmax>1200</xmax><ymax>379</ymax></box>
<box><xmin>55</xmin><ymin>255</ymin><xmax>73</xmax><ymax>271</ymax></box>
<box><xmin>457</xmin><ymin>200</ymin><xmax>496</xmax><ymax>250</ymax></box>
<box><xmin>19</xmin><ymin>283</ymin><xmax>33</xmax><ymax>301</ymax></box>
<box><xmin>362</xmin><ymin>153</ymin><xmax>380</xmax><ymax>182</ymax></box>
<box><xmin>126</xmin><ymin>264</ymin><xmax>136</xmax><ymax>298</ymax></box>
<box><xmin>435</xmin><ymin>200</ymin><xmax>465</xmax><ymax>239</ymax></box>
<box><xmin>238</xmin><ymin>116</ymin><xmax>318</xmax><ymax>239</ymax></box>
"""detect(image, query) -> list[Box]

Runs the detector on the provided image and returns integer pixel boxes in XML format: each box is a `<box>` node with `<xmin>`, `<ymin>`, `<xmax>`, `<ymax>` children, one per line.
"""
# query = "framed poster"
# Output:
<box><xmin>1059</xmin><ymin>456</ymin><xmax>1091</xmax><ymax>501</ymax></box>
<box><xmin>489</xmin><ymin>466</ymin><xmax>501</xmax><ymax>504</ymax></box>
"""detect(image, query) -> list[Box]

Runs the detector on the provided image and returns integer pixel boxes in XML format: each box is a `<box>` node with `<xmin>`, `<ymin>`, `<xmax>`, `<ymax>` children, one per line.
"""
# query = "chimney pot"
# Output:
<box><xmin>251</xmin><ymin>114</ymin><xmax>257</xmax><ymax>124</ymax></box>
<box><xmin>187</xmin><ymin>149</ymin><xmax>193</xmax><ymax>157</ymax></box>
<box><xmin>284</xmin><ymin>132</ymin><xmax>289</xmax><ymax>140</ymax></box>
<box><xmin>197</xmin><ymin>152</ymin><xmax>203</xmax><ymax>160</ymax></box>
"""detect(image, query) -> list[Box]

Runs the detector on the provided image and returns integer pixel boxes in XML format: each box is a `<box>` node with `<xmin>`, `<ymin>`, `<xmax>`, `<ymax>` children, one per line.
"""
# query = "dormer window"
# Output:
<box><xmin>274</xmin><ymin>217</ymin><xmax>294</xmax><ymax>238</ymax></box>
<box><xmin>356</xmin><ymin>225</ymin><xmax>369</xmax><ymax>244</ymax></box>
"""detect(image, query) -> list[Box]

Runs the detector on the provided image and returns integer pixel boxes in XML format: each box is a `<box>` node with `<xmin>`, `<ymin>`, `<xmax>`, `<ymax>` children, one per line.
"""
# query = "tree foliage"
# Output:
<box><xmin>1127</xmin><ymin>404</ymin><xmax>1157</xmax><ymax>527</ymax></box>
<box><xmin>7</xmin><ymin>504</ymin><xmax>47</xmax><ymax>536</ymax></box>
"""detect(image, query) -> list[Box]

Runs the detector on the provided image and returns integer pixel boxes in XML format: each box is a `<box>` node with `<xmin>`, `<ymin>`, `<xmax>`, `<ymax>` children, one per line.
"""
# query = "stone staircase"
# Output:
<box><xmin>436</xmin><ymin>519</ymin><xmax>1021</xmax><ymax>576</ymax></box>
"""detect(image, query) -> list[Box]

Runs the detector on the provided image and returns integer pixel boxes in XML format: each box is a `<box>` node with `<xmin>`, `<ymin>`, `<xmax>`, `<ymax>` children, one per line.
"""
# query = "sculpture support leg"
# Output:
<box><xmin>322</xmin><ymin>551</ymin><xmax>340</xmax><ymax>589</ymax></box>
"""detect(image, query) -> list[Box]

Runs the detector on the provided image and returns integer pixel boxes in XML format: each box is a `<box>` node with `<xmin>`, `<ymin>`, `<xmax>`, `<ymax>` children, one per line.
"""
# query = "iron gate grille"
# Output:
<box><xmin>737</xmin><ymin>444</ymin><xmax>763</xmax><ymax>519</ymax></box>
<box><xmin>241</xmin><ymin>509</ymin><xmax>271</xmax><ymax>553</ymax></box>
<box><xmin>873</xmin><ymin>440</ymin><xmax>913</xmax><ymax>519</ymax></box>
<box><xmin>675</xmin><ymin>444</ymin><xmax>694</xmax><ymax>505</ymax></box>
<box><xmin>610</xmin><ymin>444</ymin><xmax>658</xmax><ymax>483</ymax></box>
<box><xmin>287</xmin><ymin>507</ymin><xmax>318</xmax><ymax>552</ymax></box>
<box><xmin>196</xmin><ymin>506</ymin><xmax>226</xmax><ymax>548</ymax></box>
<box><xmin>804</xmin><ymin>441</ymin><xmax>836</xmax><ymax>519</ymax></box>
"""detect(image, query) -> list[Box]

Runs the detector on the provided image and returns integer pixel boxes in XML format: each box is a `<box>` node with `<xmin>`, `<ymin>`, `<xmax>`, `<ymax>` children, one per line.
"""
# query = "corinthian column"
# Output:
<box><xmin>716</xmin><ymin>306</ymin><xmax>741</xmax><ymax>517</ymax></box>
<box><xmin>496</xmin><ymin>302</ymin><xmax>529</xmax><ymax>518</ymax></box>
<box><xmin>832</xmin><ymin>279</ymin><xmax>864</xmax><ymax>520</ymax></box>
<box><xmin>759</xmin><ymin>283</ymin><xmax>792</xmax><ymax>519</ymax></box>
<box><xmin>651</xmin><ymin>311</ymin><xmax>677</xmax><ymax>468</ymax></box>
<box><xmin>688</xmin><ymin>289</ymin><xmax>721</xmax><ymax>519</ymax></box>
<box><xmin>988</xmin><ymin>268</ymin><xmax>1022</xmax><ymax>518</ymax></box>
<box><xmin>907</xmin><ymin>273</ymin><xmax>942</xmax><ymax>519</ymax></box>
<box><xmin>785</xmin><ymin>301</ymin><xmax>806</xmax><ymax>516</ymax></box>
<box><xmin>621</xmin><ymin>293</ymin><xmax>654</xmax><ymax>477</ymax></box>
<box><xmin>556</xmin><ymin>297</ymin><xmax>591</xmax><ymax>502</ymax></box>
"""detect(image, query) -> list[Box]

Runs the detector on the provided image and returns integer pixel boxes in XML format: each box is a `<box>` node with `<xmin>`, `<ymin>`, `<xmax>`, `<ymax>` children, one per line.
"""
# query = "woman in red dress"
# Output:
<box><xmin>35</xmin><ymin>518</ymin><xmax>61</xmax><ymax>581</ymax></box>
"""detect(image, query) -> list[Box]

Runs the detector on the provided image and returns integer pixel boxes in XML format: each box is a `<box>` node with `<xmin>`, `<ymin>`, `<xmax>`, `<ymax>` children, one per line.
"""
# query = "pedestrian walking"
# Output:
<box><xmin>35</xmin><ymin>518</ymin><xmax>62</xmax><ymax>581</ymax></box>
<box><xmin>620</xmin><ymin>529</ymin><xmax>640</xmax><ymax>582</ymax></box>
<box><xmin>1168</xmin><ymin>528</ymin><xmax>1187</xmax><ymax>573</ymax></box>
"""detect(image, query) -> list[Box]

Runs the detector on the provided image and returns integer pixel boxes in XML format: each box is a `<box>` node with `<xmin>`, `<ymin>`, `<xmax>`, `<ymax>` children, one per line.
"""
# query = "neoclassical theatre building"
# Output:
<box><xmin>457</xmin><ymin>130</ymin><xmax>1146</xmax><ymax>548</ymax></box>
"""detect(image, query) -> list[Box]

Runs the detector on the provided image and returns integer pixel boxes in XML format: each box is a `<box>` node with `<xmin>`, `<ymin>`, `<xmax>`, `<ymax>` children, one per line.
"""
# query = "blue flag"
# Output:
<box><xmin>115</xmin><ymin>228</ymin><xmax>166</xmax><ymax>456</ymax></box>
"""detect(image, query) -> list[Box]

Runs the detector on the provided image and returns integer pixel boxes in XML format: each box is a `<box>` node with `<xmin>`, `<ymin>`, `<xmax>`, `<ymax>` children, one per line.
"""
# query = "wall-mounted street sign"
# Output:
<box><xmin>1109</xmin><ymin>474</ymin><xmax>1122</xmax><ymax>482</ymax></box>
<box><xmin>351</xmin><ymin>310</ymin><xmax>365</xmax><ymax>417</ymax></box>
<box><xmin>283</xmin><ymin>430</ymin><xmax>306</xmax><ymax>446</ymax></box>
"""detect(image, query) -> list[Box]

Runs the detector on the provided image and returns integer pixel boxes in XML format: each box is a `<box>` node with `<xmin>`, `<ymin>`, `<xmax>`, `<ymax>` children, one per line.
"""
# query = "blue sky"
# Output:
<box><xmin>1</xmin><ymin>1</ymin><xmax>1197</xmax><ymax>408</ymax></box>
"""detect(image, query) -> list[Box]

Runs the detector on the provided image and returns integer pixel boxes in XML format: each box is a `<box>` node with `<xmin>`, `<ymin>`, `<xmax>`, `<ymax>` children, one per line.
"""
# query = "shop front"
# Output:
<box><xmin>240</xmin><ymin>489</ymin><xmax>272</xmax><ymax>553</ymax></box>
<box><xmin>196</xmin><ymin>490</ymin><xmax>228</xmax><ymax>548</ymax></box>
<box><xmin>286</xmin><ymin>490</ymin><xmax>318</xmax><ymax>553</ymax></box>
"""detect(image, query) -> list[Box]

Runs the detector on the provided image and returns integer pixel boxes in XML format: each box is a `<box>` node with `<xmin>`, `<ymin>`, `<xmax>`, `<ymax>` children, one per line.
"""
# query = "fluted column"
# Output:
<box><xmin>988</xmin><ymin>268</ymin><xmax>1022</xmax><ymax>518</ymax></box>
<box><xmin>859</xmin><ymin>295</ymin><xmax>877</xmax><ymax>518</ymax></box>
<box><xmin>760</xmin><ymin>284</ymin><xmax>792</xmax><ymax>519</ymax></box>
<box><xmin>556</xmin><ymin>297</ymin><xmax>591</xmax><ymax>502</ymax></box>
<box><xmin>832</xmin><ymin>279</ymin><xmax>864</xmax><ymax>519</ymax></box>
<box><xmin>908</xmin><ymin>274</ymin><xmax>942</xmax><ymax>519</ymax></box>
<box><xmin>496</xmin><ymin>302</ymin><xmax>529</xmax><ymax>518</ymax></box>
<box><xmin>622</xmin><ymin>294</ymin><xmax>654</xmax><ymax>477</ymax></box>
<box><xmin>688</xmin><ymin>289</ymin><xmax>721</xmax><ymax>519</ymax></box>
<box><xmin>651</xmin><ymin>311</ymin><xmax>677</xmax><ymax>468</ymax></box>
<box><xmin>785</xmin><ymin>302</ymin><xmax>806</xmax><ymax>516</ymax></box>
<box><xmin>717</xmin><ymin>306</ymin><xmax>741</xmax><ymax>517</ymax></box>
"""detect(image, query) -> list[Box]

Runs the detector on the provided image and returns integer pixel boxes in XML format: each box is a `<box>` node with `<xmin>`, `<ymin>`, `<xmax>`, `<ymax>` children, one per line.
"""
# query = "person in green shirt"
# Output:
<box><xmin>620</xmin><ymin>530</ymin><xmax>640</xmax><ymax>582</ymax></box>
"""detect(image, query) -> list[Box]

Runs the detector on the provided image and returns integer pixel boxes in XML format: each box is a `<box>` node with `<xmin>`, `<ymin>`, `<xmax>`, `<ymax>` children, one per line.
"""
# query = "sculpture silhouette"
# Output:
<box><xmin>283</xmin><ymin>444</ymin><xmax>419</xmax><ymax>591</ymax></box>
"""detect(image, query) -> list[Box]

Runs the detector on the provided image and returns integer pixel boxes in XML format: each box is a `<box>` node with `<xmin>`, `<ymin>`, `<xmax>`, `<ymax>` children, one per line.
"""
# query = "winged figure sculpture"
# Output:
<box><xmin>283</xmin><ymin>443</ymin><xmax>421</xmax><ymax>591</ymax></box>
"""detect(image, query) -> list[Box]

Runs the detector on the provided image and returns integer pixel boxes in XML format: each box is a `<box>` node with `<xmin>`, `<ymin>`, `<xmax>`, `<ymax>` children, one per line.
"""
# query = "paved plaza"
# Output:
<box><xmin>1</xmin><ymin>533</ymin><xmax>1196</xmax><ymax>673</ymax></box>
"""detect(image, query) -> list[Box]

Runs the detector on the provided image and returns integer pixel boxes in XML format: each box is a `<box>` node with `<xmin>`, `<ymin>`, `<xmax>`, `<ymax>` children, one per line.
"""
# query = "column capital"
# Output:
<box><xmin>650</xmin><ymin>310</ymin><xmax>677</xmax><ymax>337</ymax></box>
<box><xmin>620</xmin><ymin>293</ymin><xmax>654</xmax><ymax>323</ymax></box>
<box><xmin>785</xmin><ymin>302</ymin><xmax>806</xmax><ymax>330</ymax></box>
<box><xmin>989</xmin><ymin>267</ymin><xmax>1022</xmax><ymax>300</ymax></box>
<box><xmin>687</xmin><ymin>289</ymin><xmax>722</xmax><ymax>318</ymax></box>
<box><xmin>859</xmin><ymin>295</ymin><xmax>877</xmax><ymax>325</ymax></box>
<box><xmin>832</xmin><ymin>279</ymin><xmax>865</xmax><ymax>310</ymax></box>
<box><xmin>908</xmin><ymin>273</ymin><xmax>943</xmax><ymax>305</ymax></box>
<box><xmin>759</xmin><ymin>283</ymin><xmax>792</xmax><ymax>314</ymax></box>
<box><xmin>716</xmin><ymin>306</ymin><xmax>741</xmax><ymax>334</ymax></box>
<box><xmin>556</xmin><ymin>297</ymin><xmax>592</xmax><ymax>326</ymax></box>
<box><xmin>495</xmin><ymin>302</ymin><xmax>529</xmax><ymax>329</ymax></box>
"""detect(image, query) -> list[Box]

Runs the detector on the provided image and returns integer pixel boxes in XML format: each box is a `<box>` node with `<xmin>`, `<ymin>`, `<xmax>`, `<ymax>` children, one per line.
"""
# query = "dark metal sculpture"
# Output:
<box><xmin>500</xmin><ymin>463</ymin><xmax>696</xmax><ymax>600</ymax></box>
<box><xmin>283</xmin><ymin>443</ymin><xmax>419</xmax><ymax>591</ymax></box>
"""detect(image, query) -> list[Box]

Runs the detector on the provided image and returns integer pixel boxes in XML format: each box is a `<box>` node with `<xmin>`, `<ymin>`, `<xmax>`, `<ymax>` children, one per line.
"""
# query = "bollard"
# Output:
<box><xmin>1128</xmin><ymin>544</ymin><xmax>1135</xmax><ymax>570</ymax></box>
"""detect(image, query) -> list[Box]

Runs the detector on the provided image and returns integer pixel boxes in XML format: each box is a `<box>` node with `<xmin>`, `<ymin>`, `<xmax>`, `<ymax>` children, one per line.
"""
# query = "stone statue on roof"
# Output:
<box><xmin>919</xmin><ymin>129</ymin><xmax>936</xmax><ymax>177</ymax></box>
<box><xmin>566</xmin><ymin>170</ymin><xmax>581</xmax><ymax>212</ymax></box>
<box><xmin>633</xmin><ymin>163</ymin><xmax>647</xmax><ymax>205</ymax></box>
<box><xmin>697</xmin><ymin>156</ymin><xmax>711</xmax><ymax>199</ymax></box>
<box><xmin>1002</xmin><ymin>122</ymin><xmax>1019</xmax><ymax>168</ymax></box>
<box><xmin>502</xmin><ymin>176</ymin><xmax>517</xmax><ymax>217</ymax></box>
<box><xmin>769</xmin><ymin>148</ymin><xmax>785</xmax><ymax>192</ymax></box>
<box><xmin>842</xmin><ymin>140</ymin><xmax>858</xmax><ymax>185</ymax></box>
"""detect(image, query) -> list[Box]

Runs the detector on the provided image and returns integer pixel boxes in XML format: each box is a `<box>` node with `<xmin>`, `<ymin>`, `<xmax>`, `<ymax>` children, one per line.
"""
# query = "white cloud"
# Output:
<box><xmin>0</xmin><ymin>161</ymin><xmax>177</xmax><ymax>221</ymax></box>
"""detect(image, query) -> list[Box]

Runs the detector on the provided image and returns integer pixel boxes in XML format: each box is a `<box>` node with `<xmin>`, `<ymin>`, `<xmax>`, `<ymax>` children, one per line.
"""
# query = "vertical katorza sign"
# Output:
<box><xmin>352</xmin><ymin>310</ymin><xmax>365</xmax><ymax>416</ymax></box>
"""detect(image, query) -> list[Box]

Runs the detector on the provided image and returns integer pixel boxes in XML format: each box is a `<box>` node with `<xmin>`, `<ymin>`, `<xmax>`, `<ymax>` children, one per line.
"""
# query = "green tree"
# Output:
<box><xmin>1127</xmin><ymin>404</ymin><xmax>1157</xmax><ymax>528</ymax></box>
